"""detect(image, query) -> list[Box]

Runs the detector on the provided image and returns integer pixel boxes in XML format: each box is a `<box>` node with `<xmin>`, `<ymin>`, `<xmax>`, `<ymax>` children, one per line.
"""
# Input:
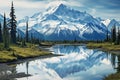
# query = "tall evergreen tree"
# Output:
<box><xmin>117</xmin><ymin>28</ymin><xmax>120</xmax><ymax>44</ymax></box>
<box><xmin>0</xmin><ymin>22</ymin><xmax>3</xmax><ymax>43</ymax></box>
<box><xmin>3</xmin><ymin>13</ymin><xmax>9</xmax><ymax>49</ymax></box>
<box><xmin>9</xmin><ymin>1</ymin><xmax>17</xmax><ymax>44</ymax></box>
<box><xmin>111</xmin><ymin>25</ymin><xmax>116</xmax><ymax>42</ymax></box>
<box><xmin>26</xmin><ymin>21</ymin><xmax>29</xmax><ymax>42</ymax></box>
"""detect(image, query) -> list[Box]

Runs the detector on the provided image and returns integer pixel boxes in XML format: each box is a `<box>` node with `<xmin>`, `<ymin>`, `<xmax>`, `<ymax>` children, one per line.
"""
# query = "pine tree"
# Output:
<box><xmin>9</xmin><ymin>1</ymin><xmax>17</xmax><ymax>44</ymax></box>
<box><xmin>117</xmin><ymin>28</ymin><xmax>120</xmax><ymax>44</ymax></box>
<box><xmin>26</xmin><ymin>21</ymin><xmax>29</xmax><ymax>42</ymax></box>
<box><xmin>0</xmin><ymin>22</ymin><xmax>3</xmax><ymax>43</ymax></box>
<box><xmin>3</xmin><ymin>13</ymin><xmax>9</xmax><ymax>49</ymax></box>
<box><xmin>111</xmin><ymin>25</ymin><xmax>116</xmax><ymax>42</ymax></box>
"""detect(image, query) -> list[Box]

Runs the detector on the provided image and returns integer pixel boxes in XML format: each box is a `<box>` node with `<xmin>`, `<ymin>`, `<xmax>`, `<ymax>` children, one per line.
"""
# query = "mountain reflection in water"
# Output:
<box><xmin>1</xmin><ymin>45</ymin><xmax>119</xmax><ymax>80</ymax></box>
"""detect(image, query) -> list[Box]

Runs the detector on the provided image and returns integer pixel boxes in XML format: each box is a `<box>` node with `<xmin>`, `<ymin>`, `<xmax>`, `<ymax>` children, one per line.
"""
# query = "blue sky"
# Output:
<box><xmin>0</xmin><ymin>0</ymin><xmax>120</xmax><ymax>21</ymax></box>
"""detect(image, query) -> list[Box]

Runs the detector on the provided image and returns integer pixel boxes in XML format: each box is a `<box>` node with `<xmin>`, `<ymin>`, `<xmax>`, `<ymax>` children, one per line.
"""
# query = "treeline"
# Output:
<box><xmin>106</xmin><ymin>24</ymin><xmax>120</xmax><ymax>45</ymax></box>
<box><xmin>0</xmin><ymin>2</ymin><xmax>17</xmax><ymax>49</ymax></box>
<box><xmin>0</xmin><ymin>1</ymin><xmax>37</xmax><ymax>49</ymax></box>
<box><xmin>17</xmin><ymin>20</ymin><xmax>41</xmax><ymax>47</ymax></box>
<box><xmin>0</xmin><ymin>1</ymin><xmax>119</xmax><ymax>48</ymax></box>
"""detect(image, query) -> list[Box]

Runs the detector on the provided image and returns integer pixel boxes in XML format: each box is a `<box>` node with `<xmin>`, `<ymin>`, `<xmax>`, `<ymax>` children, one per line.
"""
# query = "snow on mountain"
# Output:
<box><xmin>18</xmin><ymin>3</ymin><xmax>108</xmax><ymax>41</ymax></box>
<box><xmin>101</xmin><ymin>19</ymin><xmax>120</xmax><ymax>31</ymax></box>
<box><xmin>107</xmin><ymin>19</ymin><xmax>120</xmax><ymax>30</ymax></box>
<box><xmin>101</xmin><ymin>19</ymin><xmax>111</xmax><ymax>27</ymax></box>
<box><xmin>29</xmin><ymin>28</ymin><xmax>44</xmax><ymax>40</ymax></box>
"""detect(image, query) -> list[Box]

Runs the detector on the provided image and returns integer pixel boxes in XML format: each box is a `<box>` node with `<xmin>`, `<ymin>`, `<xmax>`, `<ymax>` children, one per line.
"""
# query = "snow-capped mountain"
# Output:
<box><xmin>18</xmin><ymin>3</ymin><xmax>108</xmax><ymax>41</ymax></box>
<box><xmin>101</xmin><ymin>19</ymin><xmax>111</xmax><ymax>27</ymax></box>
<box><xmin>101</xmin><ymin>19</ymin><xmax>120</xmax><ymax>31</ymax></box>
<box><xmin>107</xmin><ymin>19</ymin><xmax>120</xmax><ymax>30</ymax></box>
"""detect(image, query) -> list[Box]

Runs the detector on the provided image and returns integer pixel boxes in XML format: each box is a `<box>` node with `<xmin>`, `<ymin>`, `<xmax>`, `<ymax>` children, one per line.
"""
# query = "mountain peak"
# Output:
<box><xmin>46</xmin><ymin>1</ymin><xmax>66</xmax><ymax>9</ymax></box>
<box><xmin>47</xmin><ymin>1</ymin><xmax>65</xmax><ymax>6</ymax></box>
<box><xmin>44</xmin><ymin>2</ymin><xmax>68</xmax><ymax>16</ymax></box>
<box><xmin>56</xmin><ymin>3</ymin><xmax>68</xmax><ymax>11</ymax></box>
<box><xmin>18</xmin><ymin>1</ymin><xmax>109</xmax><ymax>41</ymax></box>
<box><xmin>111</xmin><ymin>19</ymin><xmax>117</xmax><ymax>22</ymax></box>
<box><xmin>58</xmin><ymin>3</ymin><xmax>66</xmax><ymax>8</ymax></box>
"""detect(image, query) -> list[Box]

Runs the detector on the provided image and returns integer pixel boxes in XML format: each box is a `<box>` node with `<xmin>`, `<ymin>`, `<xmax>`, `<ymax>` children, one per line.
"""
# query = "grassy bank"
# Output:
<box><xmin>87</xmin><ymin>42</ymin><xmax>120</xmax><ymax>80</ymax></box>
<box><xmin>87</xmin><ymin>42</ymin><xmax>120</xmax><ymax>55</ymax></box>
<box><xmin>0</xmin><ymin>43</ymin><xmax>51</xmax><ymax>63</ymax></box>
<box><xmin>104</xmin><ymin>72</ymin><xmax>120</xmax><ymax>80</ymax></box>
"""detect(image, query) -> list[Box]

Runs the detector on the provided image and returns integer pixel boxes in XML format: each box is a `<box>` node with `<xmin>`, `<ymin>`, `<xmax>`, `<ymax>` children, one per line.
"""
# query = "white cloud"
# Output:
<box><xmin>90</xmin><ymin>8</ymin><xmax>96</xmax><ymax>15</ymax></box>
<box><xmin>0</xmin><ymin>0</ymin><xmax>48</xmax><ymax>19</ymax></box>
<box><xmin>0</xmin><ymin>0</ymin><xmax>119</xmax><ymax>21</ymax></box>
<box><xmin>14</xmin><ymin>0</ymin><xmax>46</xmax><ymax>9</ymax></box>
<box><xmin>65</xmin><ymin>0</ymin><xmax>83</xmax><ymax>7</ymax></box>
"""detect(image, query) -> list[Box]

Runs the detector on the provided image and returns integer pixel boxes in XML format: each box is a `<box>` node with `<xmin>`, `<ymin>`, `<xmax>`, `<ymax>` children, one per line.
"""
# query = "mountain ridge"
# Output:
<box><xmin>0</xmin><ymin>3</ymin><xmax>119</xmax><ymax>41</ymax></box>
<box><xmin>17</xmin><ymin>3</ymin><xmax>108</xmax><ymax>41</ymax></box>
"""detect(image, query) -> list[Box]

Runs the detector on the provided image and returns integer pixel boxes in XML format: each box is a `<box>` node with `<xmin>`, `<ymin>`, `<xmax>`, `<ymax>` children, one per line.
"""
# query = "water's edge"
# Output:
<box><xmin>0</xmin><ymin>44</ymin><xmax>119</xmax><ymax>80</ymax></box>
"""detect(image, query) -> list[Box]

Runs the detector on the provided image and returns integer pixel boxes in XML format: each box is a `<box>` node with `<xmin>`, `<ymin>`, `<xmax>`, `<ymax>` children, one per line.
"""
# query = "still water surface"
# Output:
<box><xmin>16</xmin><ymin>44</ymin><xmax>119</xmax><ymax>80</ymax></box>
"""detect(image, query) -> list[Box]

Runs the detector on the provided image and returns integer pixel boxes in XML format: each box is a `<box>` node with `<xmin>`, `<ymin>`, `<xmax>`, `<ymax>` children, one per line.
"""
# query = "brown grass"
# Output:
<box><xmin>104</xmin><ymin>72</ymin><xmax>120</xmax><ymax>80</ymax></box>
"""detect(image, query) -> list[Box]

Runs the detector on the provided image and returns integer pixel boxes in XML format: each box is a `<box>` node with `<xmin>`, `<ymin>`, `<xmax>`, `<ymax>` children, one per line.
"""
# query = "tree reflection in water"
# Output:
<box><xmin>0</xmin><ymin>62</ymin><xmax>30</xmax><ymax>80</ymax></box>
<box><xmin>0</xmin><ymin>64</ymin><xmax>17</xmax><ymax>80</ymax></box>
<box><xmin>26</xmin><ymin>61</ymin><xmax>29</xmax><ymax>75</ymax></box>
<box><xmin>110</xmin><ymin>54</ymin><xmax>120</xmax><ymax>73</ymax></box>
<box><xmin>0</xmin><ymin>45</ymin><xmax>119</xmax><ymax>80</ymax></box>
<box><xmin>116</xmin><ymin>55</ymin><xmax>120</xmax><ymax>73</ymax></box>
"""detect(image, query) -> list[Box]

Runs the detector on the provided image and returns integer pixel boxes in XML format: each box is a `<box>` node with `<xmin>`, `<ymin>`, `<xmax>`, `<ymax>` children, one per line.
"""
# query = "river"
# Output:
<box><xmin>1</xmin><ymin>44</ymin><xmax>120</xmax><ymax>80</ymax></box>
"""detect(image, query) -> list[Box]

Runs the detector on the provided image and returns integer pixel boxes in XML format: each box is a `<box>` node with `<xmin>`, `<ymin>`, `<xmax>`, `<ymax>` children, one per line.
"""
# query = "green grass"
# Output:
<box><xmin>0</xmin><ymin>51</ymin><xmax>17</xmax><ymax>62</ymax></box>
<box><xmin>87</xmin><ymin>42</ymin><xmax>120</xmax><ymax>52</ymax></box>
<box><xmin>0</xmin><ymin>43</ymin><xmax>51</xmax><ymax>63</ymax></box>
<box><xmin>40</xmin><ymin>42</ymin><xmax>55</xmax><ymax>46</ymax></box>
<box><xmin>12</xmin><ymin>45</ymin><xmax>51</xmax><ymax>57</ymax></box>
